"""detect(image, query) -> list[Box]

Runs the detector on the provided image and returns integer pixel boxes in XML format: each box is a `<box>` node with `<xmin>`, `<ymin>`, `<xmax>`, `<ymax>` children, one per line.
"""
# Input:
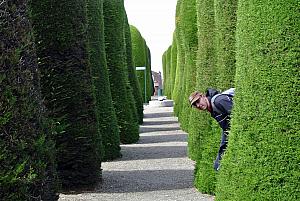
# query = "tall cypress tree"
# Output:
<box><xmin>31</xmin><ymin>0</ymin><xmax>102</xmax><ymax>189</ymax></box>
<box><xmin>0</xmin><ymin>1</ymin><xmax>57</xmax><ymax>200</ymax></box>
<box><xmin>214</xmin><ymin>0</ymin><xmax>238</xmax><ymax>89</ymax></box>
<box><xmin>86</xmin><ymin>0</ymin><xmax>121</xmax><ymax>161</ymax></box>
<box><xmin>217</xmin><ymin>1</ymin><xmax>300</xmax><ymax>200</ymax></box>
<box><xmin>103</xmin><ymin>0</ymin><xmax>139</xmax><ymax>144</ymax></box>
<box><xmin>180</xmin><ymin>0</ymin><xmax>198</xmax><ymax>132</ymax></box>
<box><xmin>170</xmin><ymin>32</ymin><xmax>178</xmax><ymax>100</ymax></box>
<box><xmin>164</xmin><ymin>46</ymin><xmax>172</xmax><ymax>98</ymax></box>
<box><xmin>124</xmin><ymin>15</ymin><xmax>144</xmax><ymax>125</ymax></box>
<box><xmin>172</xmin><ymin>0</ymin><xmax>186</xmax><ymax>117</ymax></box>
<box><xmin>130</xmin><ymin>25</ymin><xmax>148</xmax><ymax>103</ymax></box>
<box><xmin>192</xmin><ymin>0</ymin><xmax>217</xmax><ymax>194</ymax></box>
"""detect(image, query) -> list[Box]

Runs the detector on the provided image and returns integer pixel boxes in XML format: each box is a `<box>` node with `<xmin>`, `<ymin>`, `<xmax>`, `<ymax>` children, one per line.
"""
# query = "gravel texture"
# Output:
<box><xmin>59</xmin><ymin>104</ymin><xmax>215</xmax><ymax>201</ymax></box>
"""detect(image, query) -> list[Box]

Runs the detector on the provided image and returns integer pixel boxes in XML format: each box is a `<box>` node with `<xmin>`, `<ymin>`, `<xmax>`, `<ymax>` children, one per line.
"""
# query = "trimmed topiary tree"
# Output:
<box><xmin>170</xmin><ymin>33</ymin><xmax>178</xmax><ymax>100</ymax></box>
<box><xmin>172</xmin><ymin>0</ymin><xmax>186</xmax><ymax>118</ymax></box>
<box><xmin>130</xmin><ymin>25</ymin><xmax>148</xmax><ymax>102</ymax></box>
<box><xmin>86</xmin><ymin>0</ymin><xmax>121</xmax><ymax>161</ymax></box>
<box><xmin>122</xmin><ymin>7</ymin><xmax>139</xmax><ymax>130</ymax></box>
<box><xmin>31</xmin><ymin>0</ymin><xmax>102</xmax><ymax>189</ymax></box>
<box><xmin>179</xmin><ymin>0</ymin><xmax>198</xmax><ymax>133</ymax></box>
<box><xmin>146</xmin><ymin>47</ymin><xmax>154</xmax><ymax>100</ymax></box>
<box><xmin>103</xmin><ymin>0</ymin><xmax>139</xmax><ymax>144</ymax></box>
<box><xmin>162</xmin><ymin>50</ymin><xmax>167</xmax><ymax>96</ymax></box>
<box><xmin>164</xmin><ymin>46</ymin><xmax>172</xmax><ymax>98</ymax></box>
<box><xmin>216</xmin><ymin>1</ymin><xmax>300</xmax><ymax>200</ymax></box>
<box><xmin>124</xmin><ymin>15</ymin><xmax>144</xmax><ymax>125</ymax></box>
<box><xmin>214</xmin><ymin>0</ymin><xmax>238</xmax><ymax>90</ymax></box>
<box><xmin>0</xmin><ymin>1</ymin><xmax>58</xmax><ymax>199</ymax></box>
<box><xmin>192</xmin><ymin>0</ymin><xmax>217</xmax><ymax>194</ymax></box>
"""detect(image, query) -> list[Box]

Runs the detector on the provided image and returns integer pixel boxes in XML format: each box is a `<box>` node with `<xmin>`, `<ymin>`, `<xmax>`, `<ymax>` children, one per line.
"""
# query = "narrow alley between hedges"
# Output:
<box><xmin>59</xmin><ymin>104</ymin><xmax>214</xmax><ymax>201</ymax></box>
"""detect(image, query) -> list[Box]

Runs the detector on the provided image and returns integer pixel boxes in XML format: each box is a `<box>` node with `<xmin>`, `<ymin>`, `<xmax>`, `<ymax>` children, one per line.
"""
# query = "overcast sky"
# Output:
<box><xmin>124</xmin><ymin>0</ymin><xmax>177</xmax><ymax>73</ymax></box>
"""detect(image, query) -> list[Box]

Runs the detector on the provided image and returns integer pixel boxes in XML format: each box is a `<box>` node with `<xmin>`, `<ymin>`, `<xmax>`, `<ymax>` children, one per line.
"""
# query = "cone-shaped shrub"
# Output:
<box><xmin>216</xmin><ymin>1</ymin><xmax>300</xmax><ymax>200</ymax></box>
<box><xmin>86</xmin><ymin>0</ymin><xmax>121</xmax><ymax>161</ymax></box>
<box><xmin>124</xmin><ymin>16</ymin><xmax>144</xmax><ymax>125</ymax></box>
<box><xmin>31</xmin><ymin>0</ymin><xmax>102</xmax><ymax>189</ymax></box>
<box><xmin>103</xmin><ymin>0</ymin><xmax>139</xmax><ymax>144</ymax></box>
<box><xmin>130</xmin><ymin>25</ymin><xmax>148</xmax><ymax>102</ymax></box>
<box><xmin>0</xmin><ymin>1</ymin><xmax>57</xmax><ymax>199</ymax></box>
<box><xmin>192</xmin><ymin>0</ymin><xmax>217</xmax><ymax>194</ymax></box>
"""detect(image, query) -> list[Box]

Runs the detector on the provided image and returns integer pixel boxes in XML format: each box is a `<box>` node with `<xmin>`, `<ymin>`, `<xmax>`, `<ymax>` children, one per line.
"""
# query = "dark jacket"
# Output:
<box><xmin>206</xmin><ymin>88</ymin><xmax>234</xmax><ymax>171</ymax></box>
<box><xmin>206</xmin><ymin>88</ymin><xmax>233</xmax><ymax>131</ymax></box>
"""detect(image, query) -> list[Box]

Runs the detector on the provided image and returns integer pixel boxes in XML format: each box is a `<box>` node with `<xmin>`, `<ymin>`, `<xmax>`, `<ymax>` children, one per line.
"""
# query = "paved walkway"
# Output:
<box><xmin>59</xmin><ymin>104</ymin><xmax>214</xmax><ymax>201</ymax></box>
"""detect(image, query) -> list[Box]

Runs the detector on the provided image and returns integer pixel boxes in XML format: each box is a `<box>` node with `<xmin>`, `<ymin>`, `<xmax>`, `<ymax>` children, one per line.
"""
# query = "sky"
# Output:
<box><xmin>124</xmin><ymin>0</ymin><xmax>177</xmax><ymax>73</ymax></box>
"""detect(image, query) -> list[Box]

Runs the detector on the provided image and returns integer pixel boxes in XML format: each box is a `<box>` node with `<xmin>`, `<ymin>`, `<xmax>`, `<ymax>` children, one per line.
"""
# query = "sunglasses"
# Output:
<box><xmin>191</xmin><ymin>98</ymin><xmax>200</xmax><ymax>108</ymax></box>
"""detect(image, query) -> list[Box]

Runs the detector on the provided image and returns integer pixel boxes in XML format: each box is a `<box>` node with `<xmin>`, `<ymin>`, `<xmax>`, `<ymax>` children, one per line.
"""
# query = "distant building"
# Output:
<box><xmin>151</xmin><ymin>71</ymin><xmax>162</xmax><ymax>96</ymax></box>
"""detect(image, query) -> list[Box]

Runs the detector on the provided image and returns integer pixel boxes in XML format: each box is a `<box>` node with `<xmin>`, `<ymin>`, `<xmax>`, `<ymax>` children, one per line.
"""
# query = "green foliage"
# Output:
<box><xmin>145</xmin><ymin>47</ymin><xmax>154</xmax><ymax>100</ymax></box>
<box><xmin>103</xmin><ymin>0</ymin><xmax>139</xmax><ymax>144</ymax></box>
<box><xmin>162</xmin><ymin>50</ymin><xmax>168</xmax><ymax>94</ymax></box>
<box><xmin>192</xmin><ymin>0</ymin><xmax>217</xmax><ymax>194</ymax></box>
<box><xmin>179</xmin><ymin>0</ymin><xmax>198</xmax><ymax>132</ymax></box>
<box><xmin>130</xmin><ymin>25</ymin><xmax>150</xmax><ymax>103</ymax></box>
<box><xmin>31</xmin><ymin>0</ymin><xmax>102</xmax><ymax>189</ymax></box>
<box><xmin>214</xmin><ymin>0</ymin><xmax>238</xmax><ymax>89</ymax></box>
<box><xmin>216</xmin><ymin>1</ymin><xmax>300</xmax><ymax>200</ymax></box>
<box><xmin>172</xmin><ymin>0</ymin><xmax>186</xmax><ymax>117</ymax></box>
<box><xmin>124</xmin><ymin>18</ymin><xmax>144</xmax><ymax>125</ymax></box>
<box><xmin>170</xmin><ymin>33</ymin><xmax>178</xmax><ymax>100</ymax></box>
<box><xmin>0</xmin><ymin>1</ymin><xmax>58</xmax><ymax>200</ymax></box>
<box><xmin>164</xmin><ymin>46</ymin><xmax>172</xmax><ymax>98</ymax></box>
<box><xmin>86</xmin><ymin>0</ymin><xmax>120</xmax><ymax>161</ymax></box>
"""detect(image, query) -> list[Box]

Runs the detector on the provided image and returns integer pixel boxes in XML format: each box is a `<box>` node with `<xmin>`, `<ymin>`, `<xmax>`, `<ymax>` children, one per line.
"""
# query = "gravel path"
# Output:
<box><xmin>59</xmin><ymin>104</ymin><xmax>214</xmax><ymax>201</ymax></box>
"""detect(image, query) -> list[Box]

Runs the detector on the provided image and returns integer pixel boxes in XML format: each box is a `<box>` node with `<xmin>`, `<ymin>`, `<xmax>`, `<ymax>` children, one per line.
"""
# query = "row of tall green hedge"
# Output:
<box><xmin>163</xmin><ymin>0</ymin><xmax>299</xmax><ymax>199</ymax></box>
<box><xmin>1</xmin><ymin>0</ymin><xmax>145</xmax><ymax>199</ymax></box>
<box><xmin>130</xmin><ymin>25</ymin><xmax>154</xmax><ymax>103</ymax></box>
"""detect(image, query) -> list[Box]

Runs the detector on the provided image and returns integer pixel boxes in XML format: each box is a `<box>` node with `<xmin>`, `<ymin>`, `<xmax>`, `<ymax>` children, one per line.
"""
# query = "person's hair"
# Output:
<box><xmin>189</xmin><ymin>91</ymin><xmax>204</xmax><ymax>107</ymax></box>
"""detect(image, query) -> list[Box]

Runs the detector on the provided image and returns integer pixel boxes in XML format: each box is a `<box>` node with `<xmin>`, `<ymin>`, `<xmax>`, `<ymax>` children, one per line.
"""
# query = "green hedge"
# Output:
<box><xmin>162</xmin><ymin>50</ymin><xmax>167</xmax><ymax>94</ymax></box>
<box><xmin>103</xmin><ymin>0</ymin><xmax>139</xmax><ymax>144</ymax></box>
<box><xmin>0</xmin><ymin>1</ymin><xmax>58</xmax><ymax>200</ymax></box>
<box><xmin>216</xmin><ymin>1</ymin><xmax>300</xmax><ymax>200</ymax></box>
<box><xmin>124</xmin><ymin>15</ymin><xmax>144</xmax><ymax>125</ymax></box>
<box><xmin>31</xmin><ymin>0</ymin><xmax>102</xmax><ymax>189</ymax></box>
<box><xmin>130</xmin><ymin>25</ymin><xmax>149</xmax><ymax>102</ymax></box>
<box><xmin>193</xmin><ymin>0</ymin><xmax>217</xmax><ymax>194</ymax></box>
<box><xmin>86</xmin><ymin>0</ymin><xmax>120</xmax><ymax>161</ymax></box>
<box><xmin>172</xmin><ymin>0</ymin><xmax>186</xmax><ymax>117</ymax></box>
<box><xmin>146</xmin><ymin>47</ymin><xmax>154</xmax><ymax>99</ymax></box>
<box><xmin>122</xmin><ymin>13</ymin><xmax>139</xmax><ymax>129</ymax></box>
<box><xmin>179</xmin><ymin>0</ymin><xmax>198</xmax><ymax>132</ymax></box>
<box><xmin>164</xmin><ymin>46</ymin><xmax>172</xmax><ymax>98</ymax></box>
<box><xmin>170</xmin><ymin>32</ymin><xmax>178</xmax><ymax>100</ymax></box>
<box><xmin>214</xmin><ymin>0</ymin><xmax>237</xmax><ymax>89</ymax></box>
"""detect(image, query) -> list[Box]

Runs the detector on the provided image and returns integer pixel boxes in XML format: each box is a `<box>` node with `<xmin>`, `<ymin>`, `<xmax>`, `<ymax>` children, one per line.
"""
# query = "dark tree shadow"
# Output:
<box><xmin>118</xmin><ymin>145</ymin><xmax>188</xmax><ymax>161</ymax></box>
<box><xmin>142</xmin><ymin>120</ymin><xmax>178</xmax><ymax>126</ymax></box>
<box><xmin>143</xmin><ymin>112</ymin><xmax>174</xmax><ymax>118</ymax></box>
<box><xmin>139</xmin><ymin>126</ymin><xmax>181</xmax><ymax>133</ymax></box>
<box><xmin>137</xmin><ymin>133</ymin><xmax>187</xmax><ymax>144</ymax></box>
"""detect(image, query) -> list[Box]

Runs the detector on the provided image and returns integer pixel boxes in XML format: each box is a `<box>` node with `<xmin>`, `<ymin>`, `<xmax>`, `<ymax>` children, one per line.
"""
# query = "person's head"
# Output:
<box><xmin>189</xmin><ymin>91</ymin><xmax>210</xmax><ymax>111</ymax></box>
